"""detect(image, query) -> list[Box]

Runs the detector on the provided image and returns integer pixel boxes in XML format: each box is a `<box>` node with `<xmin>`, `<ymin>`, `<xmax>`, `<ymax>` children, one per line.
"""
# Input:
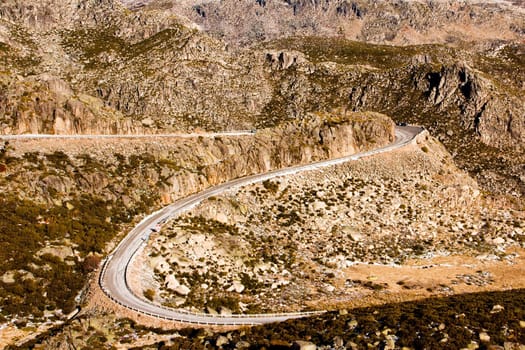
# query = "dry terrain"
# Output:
<box><xmin>0</xmin><ymin>113</ymin><xmax>392</xmax><ymax>347</ymax></box>
<box><xmin>134</xmin><ymin>133</ymin><xmax>524</xmax><ymax>315</ymax></box>
<box><xmin>10</xmin><ymin>131</ymin><xmax>525</xmax><ymax>350</ymax></box>
<box><xmin>0</xmin><ymin>0</ymin><xmax>524</xmax><ymax>348</ymax></box>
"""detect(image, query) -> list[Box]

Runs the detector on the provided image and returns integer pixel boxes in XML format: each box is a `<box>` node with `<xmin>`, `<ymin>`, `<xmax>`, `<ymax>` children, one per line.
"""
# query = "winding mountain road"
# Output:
<box><xmin>0</xmin><ymin>131</ymin><xmax>255</xmax><ymax>140</ymax></box>
<box><xmin>98</xmin><ymin>125</ymin><xmax>423</xmax><ymax>326</ymax></box>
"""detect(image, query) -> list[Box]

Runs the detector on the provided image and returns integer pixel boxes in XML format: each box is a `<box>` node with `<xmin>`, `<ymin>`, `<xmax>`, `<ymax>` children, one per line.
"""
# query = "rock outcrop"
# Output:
<box><xmin>419</xmin><ymin>63</ymin><xmax>524</xmax><ymax>152</ymax></box>
<box><xmin>4</xmin><ymin>111</ymin><xmax>394</xmax><ymax>206</ymax></box>
<box><xmin>0</xmin><ymin>74</ymin><xmax>141</xmax><ymax>135</ymax></box>
<box><xmin>155</xmin><ymin>0</ymin><xmax>525</xmax><ymax>47</ymax></box>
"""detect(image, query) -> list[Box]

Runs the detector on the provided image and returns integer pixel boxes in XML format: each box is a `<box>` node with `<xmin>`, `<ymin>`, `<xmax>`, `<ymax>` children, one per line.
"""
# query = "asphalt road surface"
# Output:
<box><xmin>97</xmin><ymin>125</ymin><xmax>423</xmax><ymax>325</ymax></box>
<box><xmin>0</xmin><ymin>131</ymin><xmax>255</xmax><ymax>140</ymax></box>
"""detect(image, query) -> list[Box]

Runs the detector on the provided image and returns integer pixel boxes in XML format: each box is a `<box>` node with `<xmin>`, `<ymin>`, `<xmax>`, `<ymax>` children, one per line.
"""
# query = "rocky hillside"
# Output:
<box><xmin>0</xmin><ymin>0</ymin><xmax>269</xmax><ymax>132</ymax></box>
<box><xmin>135</xmin><ymin>131</ymin><xmax>523</xmax><ymax>315</ymax></box>
<box><xmin>0</xmin><ymin>0</ymin><xmax>525</xmax><ymax>196</ymax></box>
<box><xmin>125</xmin><ymin>0</ymin><xmax>525</xmax><ymax>47</ymax></box>
<box><xmin>1</xmin><ymin>0</ymin><xmax>523</xmax><ymax>197</ymax></box>
<box><xmin>0</xmin><ymin>112</ymin><xmax>391</xmax><ymax>345</ymax></box>
<box><xmin>259</xmin><ymin>38</ymin><xmax>525</xmax><ymax>196</ymax></box>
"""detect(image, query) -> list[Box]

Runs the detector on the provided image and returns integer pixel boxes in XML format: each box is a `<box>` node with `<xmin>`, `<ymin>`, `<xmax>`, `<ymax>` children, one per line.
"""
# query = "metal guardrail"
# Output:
<box><xmin>99</xmin><ymin>253</ymin><xmax>324</xmax><ymax>325</ymax></box>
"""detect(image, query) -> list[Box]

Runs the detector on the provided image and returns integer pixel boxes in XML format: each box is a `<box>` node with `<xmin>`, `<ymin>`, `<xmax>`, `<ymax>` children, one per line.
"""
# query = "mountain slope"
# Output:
<box><xmin>1</xmin><ymin>0</ymin><xmax>524</xmax><ymax>194</ymax></box>
<box><xmin>127</xmin><ymin>0</ymin><xmax>525</xmax><ymax>47</ymax></box>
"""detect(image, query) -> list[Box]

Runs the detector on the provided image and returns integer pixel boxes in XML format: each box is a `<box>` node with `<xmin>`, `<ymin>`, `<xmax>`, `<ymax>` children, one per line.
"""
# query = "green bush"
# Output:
<box><xmin>143</xmin><ymin>289</ymin><xmax>155</xmax><ymax>301</ymax></box>
<box><xmin>262</xmin><ymin>179</ymin><xmax>279</xmax><ymax>194</ymax></box>
<box><xmin>200</xmin><ymin>289</ymin><xmax>525</xmax><ymax>350</ymax></box>
<box><xmin>0</xmin><ymin>193</ymin><xmax>128</xmax><ymax>319</ymax></box>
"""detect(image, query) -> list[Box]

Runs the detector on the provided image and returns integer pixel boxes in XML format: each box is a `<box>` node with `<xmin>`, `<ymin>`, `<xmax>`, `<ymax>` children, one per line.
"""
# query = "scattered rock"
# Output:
<box><xmin>1</xmin><ymin>271</ymin><xmax>15</xmax><ymax>284</ymax></box>
<box><xmin>236</xmin><ymin>340</ymin><xmax>250</xmax><ymax>349</ymax></box>
<box><xmin>346</xmin><ymin>341</ymin><xmax>359</xmax><ymax>350</ymax></box>
<box><xmin>141</xmin><ymin>117</ymin><xmax>154</xmax><ymax>127</ymax></box>
<box><xmin>216</xmin><ymin>335</ymin><xmax>229</xmax><ymax>347</ymax></box>
<box><xmin>487</xmin><ymin>345</ymin><xmax>504</xmax><ymax>350</ymax></box>
<box><xmin>291</xmin><ymin>340</ymin><xmax>317</xmax><ymax>350</ymax></box>
<box><xmin>311</xmin><ymin>200</ymin><xmax>327</xmax><ymax>211</ymax></box>
<box><xmin>165</xmin><ymin>275</ymin><xmax>180</xmax><ymax>290</ymax></box>
<box><xmin>215</xmin><ymin>212</ymin><xmax>229</xmax><ymax>224</ymax></box>
<box><xmin>324</xmin><ymin>284</ymin><xmax>336</xmax><ymax>293</ymax></box>
<box><xmin>348</xmin><ymin>319</ymin><xmax>358</xmax><ymax>329</ymax></box>
<box><xmin>227</xmin><ymin>281</ymin><xmax>245</xmax><ymax>293</ymax></box>
<box><xmin>384</xmin><ymin>334</ymin><xmax>397</xmax><ymax>350</ymax></box>
<box><xmin>493</xmin><ymin>237</ymin><xmax>505</xmax><ymax>245</ymax></box>
<box><xmin>37</xmin><ymin>245</ymin><xmax>75</xmax><ymax>261</ymax></box>
<box><xmin>174</xmin><ymin>285</ymin><xmax>191</xmax><ymax>296</ymax></box>
<box><xmin>220</xmin><ymin>307</ymin><xmax>233</xmax><ymax>316</ymax></box>
<box><xmin>333</xmin><ymin>336</ymin><xmax>344</xmax><ymax>348</ymax></box>
<box><xmin>467</xmin><ymin>340</ymin><xmax>479</xmax><ymax>349</ymax></box>
<box><xmin>491</xmin><ymin>304</ymin><xmax>505</xmax><ymax>314</ymax></box>
<box><xmin>152</xmin><ymin>258</ymin><xmax>170</xmax><ymax>274</ymax></box>
<box><xmin>503</xmin><ymin>342</ymin><xmax>523</xmax><ymax>350</ymax></box>
<box><xmin>207</xmin><ymin>307</ymin><xmax>219</xmax><ymax>315</ymax></box>
<box><xmin>479</xmin><ymin>332</ymin><xmax>491</xmax><ymax>342</ymax></box>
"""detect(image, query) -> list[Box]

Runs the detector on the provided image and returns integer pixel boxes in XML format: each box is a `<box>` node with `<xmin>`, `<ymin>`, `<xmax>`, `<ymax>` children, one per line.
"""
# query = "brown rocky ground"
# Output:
<box><xmin>137</xmin><ymin>133</ymin><xmax>524</xmax><ymax>315</ymax></box>
<box><xmin>12</xmin><ymin>132</ymin><xmax>524</xmax><ymax>350</ymax></box>
<box><xmin>136</xmin><ymin>0</ymin><xmax>525</xmax><ymax>47</ymax></box>
<box><xmin>0</xmin><ymin>1</ymin><xmax>524</xmax><ymax>348</ymax></box>
<box><xmin>0</xmin><ymin>114</ymin><xmax>391</xmax><ymax>348</ymax></box>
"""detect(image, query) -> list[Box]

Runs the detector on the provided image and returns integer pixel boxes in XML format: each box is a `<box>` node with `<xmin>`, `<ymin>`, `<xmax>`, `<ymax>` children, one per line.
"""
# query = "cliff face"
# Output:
<box><xmin>416</xmin><ymin>63</ymin><xmax>524</xmax><ymax>152</ymax></box>
<box><xmin>0</xmin><ymin>74</ymin><xmax>144</xmax><ymax>134</ymax></box>
<box><xmin>4</xmin><ymin>112</ymin><xmax>394</xmax><ymax>205</ymax></box>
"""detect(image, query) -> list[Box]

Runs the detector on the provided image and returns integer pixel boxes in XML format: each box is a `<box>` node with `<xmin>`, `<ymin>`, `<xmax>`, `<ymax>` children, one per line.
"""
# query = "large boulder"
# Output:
<box><xmin>165</xmin><ymin>274</ymin><xmax>180</xmax><ymax>290</ymax></box>
<box><xmin>174</xmin><ymin>284</ymin><xmax>191</xmax><ymax>296</ymax></box>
